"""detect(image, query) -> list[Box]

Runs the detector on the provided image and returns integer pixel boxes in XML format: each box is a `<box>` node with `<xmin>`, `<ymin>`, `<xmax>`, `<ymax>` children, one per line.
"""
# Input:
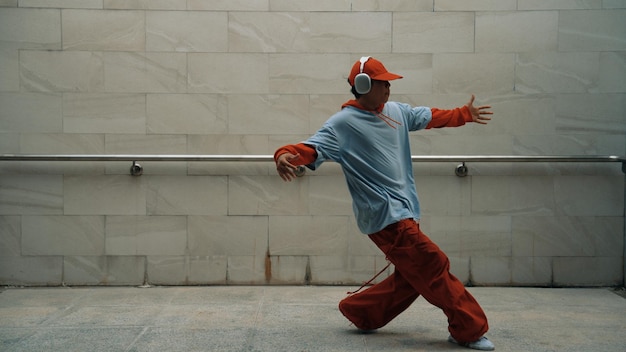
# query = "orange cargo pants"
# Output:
<box><xmin>338</xmin><ymin>219</ymin><xmax>489</xmax><ymax>343</ymax></box>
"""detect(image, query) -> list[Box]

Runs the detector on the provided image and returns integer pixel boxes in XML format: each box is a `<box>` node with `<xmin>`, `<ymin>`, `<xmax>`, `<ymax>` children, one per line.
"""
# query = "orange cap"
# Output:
<box><xmin>348</xmin><ymin>57</ymin><xmax>403</xmax><ymax>86</ymax></box>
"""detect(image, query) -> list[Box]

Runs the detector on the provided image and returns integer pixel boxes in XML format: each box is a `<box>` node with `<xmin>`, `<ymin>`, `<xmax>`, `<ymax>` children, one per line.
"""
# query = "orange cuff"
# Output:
<box><xmin>427</xmin><ymin>106</ymin><xmax>472</xmax><ymax>129</ymax></box>
<box><xmin>274</xmin><ymin>143</ymin><xmax>318</xmax><ymax>166</ymax></box>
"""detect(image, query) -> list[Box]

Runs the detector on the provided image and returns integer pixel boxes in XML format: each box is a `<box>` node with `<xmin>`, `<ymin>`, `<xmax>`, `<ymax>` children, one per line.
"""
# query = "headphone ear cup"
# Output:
<box><xmin>354</xmin><ymin>73</ymin><xmax>371</xmax><ymax>94</ymax></box>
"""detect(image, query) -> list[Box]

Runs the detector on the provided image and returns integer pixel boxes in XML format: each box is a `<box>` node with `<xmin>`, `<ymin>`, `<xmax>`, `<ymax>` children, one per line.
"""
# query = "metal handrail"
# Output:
<box><xmin>1</xmin><ymin>154</ymin><xmax>625</xmax><ymax>176</ymax></box>
<box><xmin>1</xmin><ymin>154</ymin><xmax>624</xmax><ymax>163</ymax></box>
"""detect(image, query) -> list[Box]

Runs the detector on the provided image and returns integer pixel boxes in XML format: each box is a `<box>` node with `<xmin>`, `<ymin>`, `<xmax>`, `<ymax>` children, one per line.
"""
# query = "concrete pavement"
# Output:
<box><xmin>1</xmin><ymin>286</ymin><xmax>625</xmax><ymax>351</ymax></box>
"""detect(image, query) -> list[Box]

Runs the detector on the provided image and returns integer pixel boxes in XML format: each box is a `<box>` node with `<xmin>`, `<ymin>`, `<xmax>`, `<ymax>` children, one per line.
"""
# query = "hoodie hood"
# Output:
<box><xmin>341</xmin><ymin>99</ymin><xmax>385</xmax><ymax>113</ymax></box>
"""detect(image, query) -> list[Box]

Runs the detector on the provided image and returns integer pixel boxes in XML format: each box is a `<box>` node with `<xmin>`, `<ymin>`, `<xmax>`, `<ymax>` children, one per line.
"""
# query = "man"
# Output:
<box><xmin>274</xmin><ymin>57</ymin><xmax>495</xmax><ymax>350</ymax></box>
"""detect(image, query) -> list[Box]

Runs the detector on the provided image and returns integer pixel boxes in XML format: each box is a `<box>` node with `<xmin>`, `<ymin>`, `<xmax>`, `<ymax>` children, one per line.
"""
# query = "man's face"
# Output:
<box><xmin>367</xmin><ymin>80</ymin><xmax>391</xmax><ymax>105</ymax></box>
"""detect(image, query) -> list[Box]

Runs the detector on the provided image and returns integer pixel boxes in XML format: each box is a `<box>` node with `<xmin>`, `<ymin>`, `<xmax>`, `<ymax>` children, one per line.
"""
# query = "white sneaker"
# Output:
<box><xmin>448</xmin><ymin>335</ymin><xmax>495</xmax><ymax>351</ymax></box>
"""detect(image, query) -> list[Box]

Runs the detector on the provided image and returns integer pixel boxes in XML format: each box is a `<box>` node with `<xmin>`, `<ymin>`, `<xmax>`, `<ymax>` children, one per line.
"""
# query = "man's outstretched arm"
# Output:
<box><xmin>427</xmin><ymin>95</ymin><xmax>492</xmax><ymax>129</ymax></box>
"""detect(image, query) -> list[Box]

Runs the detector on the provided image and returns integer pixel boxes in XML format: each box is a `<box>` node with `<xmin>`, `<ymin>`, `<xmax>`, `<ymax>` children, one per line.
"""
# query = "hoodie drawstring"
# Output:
<box><xmin>375</xmin><ymin>112</ymin><xmax>402</xmax><ymax>129</ymax></box>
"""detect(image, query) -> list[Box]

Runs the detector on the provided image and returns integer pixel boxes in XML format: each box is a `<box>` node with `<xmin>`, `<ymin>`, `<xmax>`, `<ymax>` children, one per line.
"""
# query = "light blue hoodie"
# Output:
<box><xmin>304</xmin><ymin>101</ymin><xmax>433</xmax><ymax>234</ymax></box>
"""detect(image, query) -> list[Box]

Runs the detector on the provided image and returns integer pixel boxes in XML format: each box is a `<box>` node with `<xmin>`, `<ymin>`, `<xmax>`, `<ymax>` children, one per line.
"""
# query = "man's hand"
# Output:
<box><xmin>276</xmin><ymin>152</ymin><xmax>301</xmax><ymax>182</ymax></box>
<box><xmin>466</xmin><ymin>95</ymin><xmax>492</xmax><ymax>124</ymax></box>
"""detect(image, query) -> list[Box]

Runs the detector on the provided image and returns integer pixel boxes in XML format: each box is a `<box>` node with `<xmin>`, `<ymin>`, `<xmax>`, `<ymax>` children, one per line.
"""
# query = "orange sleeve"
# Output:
<box><xmin>426</xmin><ymin>106</ymin><xmax>473</xmax><ymax>129</ymax></box>
<box><xmin>273</xmin><ymin>143</ymin><xmax>318</xmax><ymax>166</ymax></box>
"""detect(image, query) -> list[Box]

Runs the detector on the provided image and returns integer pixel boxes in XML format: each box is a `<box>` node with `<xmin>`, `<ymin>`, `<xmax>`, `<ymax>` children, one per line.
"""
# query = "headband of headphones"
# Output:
<box><xmin>354</xmin><ymin>56</ymin><xmax>372</xmax><ymax>94</ymax></box>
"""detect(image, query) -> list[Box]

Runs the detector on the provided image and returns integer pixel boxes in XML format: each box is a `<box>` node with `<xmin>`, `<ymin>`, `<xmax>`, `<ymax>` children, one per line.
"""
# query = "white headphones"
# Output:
<box><xmin>354</xmin><ymin>56</ymin><xmax>371</xmax><ymax>94</ymax></box>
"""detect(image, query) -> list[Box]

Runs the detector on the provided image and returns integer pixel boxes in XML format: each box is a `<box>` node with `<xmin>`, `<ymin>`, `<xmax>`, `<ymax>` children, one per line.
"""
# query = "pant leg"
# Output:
<box><xmin>369</xmin><ymin>219</ymin><xmax>489</xmax><ymax>343</ymax></box>
<box><xmin>339</xmin><ymin>267</ymin><xmax>419</xmax><ymax>330</ymax></box>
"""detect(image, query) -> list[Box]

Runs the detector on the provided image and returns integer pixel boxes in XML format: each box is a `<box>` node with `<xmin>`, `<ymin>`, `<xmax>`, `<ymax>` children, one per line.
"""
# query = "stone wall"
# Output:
<box><xmin>0</xmin><ymin>1</ymin><xmax>624</xmax><ymax>286</ymax></box>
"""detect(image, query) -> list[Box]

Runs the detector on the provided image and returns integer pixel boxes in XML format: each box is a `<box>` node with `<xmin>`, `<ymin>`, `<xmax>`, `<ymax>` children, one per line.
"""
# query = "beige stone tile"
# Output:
<box><xmin>147</xmin><ymin>94</ymin><xmax>226</xmax><ymax>135</ymax></box>
<box><xmin>558</xmin><ymin>9</ymin><xmax>626</xmax><ymax>51</ymax></box>
<box><xmin>228</xmin><ymin>94</ymin><xmax>310</xmax><ymax>135</ymax></box>
<box><xmin>147</xmin><ymin>256</ymin><xmax>187</xmax><ymax>285</ymax></box>
<box><xmin>0</xmin><ymin>216</ymin><xmax>21</xmax><ymax>257</ymax></box>
<box><xmin>63</xmin><ymin>256</ymin><xmax>107</xmax><ymax>285</ymax></box>
<box><xmin>104</xmin><ymin>52</ymin><xmax>187</xmax><ymax>93</ymax></box>
<box><xmin>188</xmin><ymin>255</ymin><xmax>228</xmax><ymax>284</ymax></box>
<box><xmin>227</xmin><ymin>255</ymin><xmax>266</xmax><ymax>284</ymax></box>
<box><xmin>0</xmin><ymin>93</ymin><xmax>62</xmax><ymax>133</ymax></box>
<box><xmin>353</xmin><ymin>0</ymin><xmax>433</xmax><ymax>11</ymax></box>
<box><xmin>0</xmin><ymin>256</ymin><xmax>63</xmax><ymax>285</ymax></box>
<box><xmin>269</xmin><ymin>0</ymin><xmax>351</xmax><ymax>11</ymax></box>
<box><xmin>471</xmin><ymin>176</ymin><xmax>556</xmax><ymax>216</ymax></box>
<box><xmin>511</xmin><ymin>256</ymin><xmax>551</xmax><ymax>285</ymax></box>
<box><xmin>599</xmin><ymin>52</ymin><xmax>626</xmax><ymax>93</ymax></box>
<box><xmin>229</xmin><ymin>12</ymin><xmax>309</xmax><ymax>53</ymax></box>
<box><xmin>308</xmin><ymin>255</ymin><xmax>349</xmax><ymax>284</ymax></box>
<box><xmin>553</xmin><ymin>256</ymin><xmax>622</xmax><ymax>286</ymax></box>
<box><xmin>602</xmin><ymin>0</ymin><xmax>626</xmax><ymax>8</ymax></box>
<box><xmin>268</xmin><ymin>255</ymin><xmax>308</xmax><ymax>284</ymax></box>
<box><xmin>269</xmin><ymin>215</ymin><xmax>349</xmax><ymax>256</ymax></box>
<box><xmin>20</xmin><ymin>133</ymin><xmax>104</xmax><ymax>154</ymax></box>
<box><xmin>105</xmin><ymin>134</ymin><xmax>187</xmax><ymax>154</ymax></box>
<box><xmin>187</xmin><ymin>0</ymin><xmax>268</xmax><ymax>11</ymax></box>
<box><xmin>554</xmin><ymin>175</ymin><xmax>623</xmax><ymax>216</ymax></box>
<box><xmin>106</xmin><ymin>215</ymin><xmax>187</xmax><ymax>255</ymax></box>
<box><xmin>433</xmin><ymin>53</ymin><xmax>515</xmax><ymax>94</ymax></box>
<box><xmin>63</xmin><ymin>93</ymin><xmax>145</xmax><ymax>133</ymax></box>
<box><xmin>519</xmin><ymin>0</ymin><xmax>601</xmax><ymax>10</ymax></box>
<box><xmin>64</xmin><ymin>175</ymin><xmax>147</xmax><ymax>215</ymax></box>
<box><xmin>105</xmin><ymin>0</ymin><xmax>186</xmax><ymax>10</ymax></box>
<box><xmin>22</xmin><ymin>215</ymin><xmax>105</xmax><ymax>255</ymax></box>
<box><xmin>449</xmin><ymin>256</ymin><xmax>470</xmax><ymax>283</ymax></box>
<box><xmin>147</xmin><ymin>11</ymin><xmax>227</xmax><ymax>52</ymax></box>
<box><xmin>20</xmin><ymin>0</ymin><xmax>102</xmax><ymax>8</ymax></box>
<box><xmin>187</xmin><ymin>215</ymin><xmax>267</xmax><ymax>256</ymax></box>
<box><xmin>188</xmin><ymin>53</ymin><xmax>269</xmax><ymax>93</ymax></box>
<box><xmin>106</xmin><ymin>255</ymin><xmax>145</xmax><ymax>285</ymax></box>
<box><xmin>0</xmin><ymin>174</ymin><xmax>63</xmax><ymax>214</ymax></box>
<box><xmin>511</xmin><ymin>216</ymin><xmax>623</xmax><ymax>257</ymax></box>
<box><xmin>307</xmin><ymin>12</ymin><xmax>392</xmax><ymax>53</ymax></box>
<box><xmin>471</xmin><ymin>256</ymin><xmax>512</xmax><ymax>285</ymax></box>
<box><xmin>0</xmin><ymin>133</ymin><xmax>19</xmax><ymax>154</ymax></box>
<box><xmin>435</xmin><ymin>0</ymin><xmax>516</xmax><ymax>11</ymax></box>
<box><xmin>415</xmin><ymin>176</ymin><xmax>471</xmax><ymax>217</ymax></box>
<box><xmin>0</xmin><ymin>8</ymin><xmax>61</xmax><ymax>49</ymax></box>
<box><xmin>308</xmin><ymin>175</ymin><xmax>352</xmax><ymax>216</ymax></box>
<box><xmin>188</xmin><ymin>134</ymin><xmax>268</xmax><ymax>155</ymax></box>
<box><xmin>0</xmin><ymin>46</ymin><xmax>19</xmax><ymax>91</ymax></box>
<box><xmin>229</xmin><ymin>175</ymin><xmax>309</xmax><ymax>215</ymax></box>
<box><xmin>187</xmin><ymin>134</ymin><xmax>270</xmax><ymax>176</ymax></box>
<box><xmin>460</xmin><ymin>217</ymin><xmax>512</xmax><ymax>257</ymax></box>
<box><xmin>555</xmin><ymin>93</ymin><xmax>625</xmax><ymax>134</ymax></box>
<box><xmin>476</xmin><ymin>11</ymin><xmax>558</xmax><ymax>52</ymax></box>
<box><xmin>516</xmin><ymin>52</ymin><xmax>600</xmax><ymax>93</ymax></box>
<box><xmin>62</xmin><ymin>9</ymin><xmax>145</xmax><ymax>51</ymax></box>
<box><xmin>393</xmin><ymin>12</ymin><xmax>474</xmax><ymax>53</ymax></box>
<box><xmin>268</xmin><ymin>53</ymin><xmax>350</xmax><ymax>94</ymax></box>
<box><xmin>482</xmin><ymin>94</ymin><xmax>556</xmax><ymax>136</ymax></box>
<box><xmin>20</xmin><ymin>51</ymin><xmax>104</xmax><ymax>92</ymax></box>
<box><xmin>146</xmin><ymin>175</ymin><xmax>227</xmax><ymax>215</ymax></box>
